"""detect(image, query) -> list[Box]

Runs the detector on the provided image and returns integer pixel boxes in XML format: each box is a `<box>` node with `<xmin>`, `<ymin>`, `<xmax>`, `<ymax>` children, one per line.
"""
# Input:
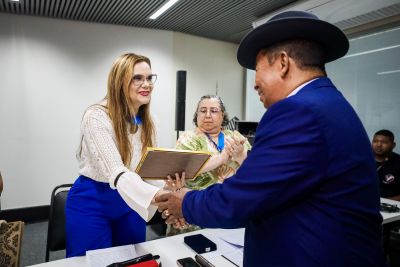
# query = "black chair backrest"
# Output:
<box><xmin>45</xmin><ymin>184</ymin><xmax>73</xmax><ymax>262</ymax></box>
<box><xmin>226</xmin><ymin>116</ymin><xmax>239</xmax><ymax>131</ymax></box>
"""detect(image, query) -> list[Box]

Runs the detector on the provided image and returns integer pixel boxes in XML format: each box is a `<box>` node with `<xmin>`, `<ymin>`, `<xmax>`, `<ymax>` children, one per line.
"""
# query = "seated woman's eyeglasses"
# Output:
<box><xmin>198</xmin><ymin>107</ymin><xmax>221</xmax><ymax>116</ymax></box>
<box><xmin>132</xmin><ymin>74</ymin><xmax>157</xmax><ymax>86</ymax></box>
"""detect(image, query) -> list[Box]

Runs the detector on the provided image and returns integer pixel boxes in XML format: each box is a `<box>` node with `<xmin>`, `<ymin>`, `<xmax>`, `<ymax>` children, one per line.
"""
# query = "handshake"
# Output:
<box><xmin>153</xmin><ymin>172</ymin><xmax>191</xmax><ymax>230</ymax></box>
<box><xmin>152</xmin><ymin>131</ymin><xmax>247</xmax><ymax>229</ymax></box>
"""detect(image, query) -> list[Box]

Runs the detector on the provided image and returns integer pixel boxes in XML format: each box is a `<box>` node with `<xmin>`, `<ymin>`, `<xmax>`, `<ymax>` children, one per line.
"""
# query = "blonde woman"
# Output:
<box><xmin>66</xmin><ymin>53</ymin><xmax>171</xmax><ymax>256</ymax></box>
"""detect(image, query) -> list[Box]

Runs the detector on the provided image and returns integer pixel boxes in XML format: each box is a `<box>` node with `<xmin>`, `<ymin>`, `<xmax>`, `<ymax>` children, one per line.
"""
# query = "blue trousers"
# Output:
<box><xmin>65</xmin><ymin>176</ymin><xmax>146</xmax><ymax>257</ymax></box>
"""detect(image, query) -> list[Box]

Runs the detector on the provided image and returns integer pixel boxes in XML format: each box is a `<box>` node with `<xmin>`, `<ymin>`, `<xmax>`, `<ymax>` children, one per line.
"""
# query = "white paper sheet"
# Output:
<box><xmin>218</xmin><ymin>228</ymin><xmax>245</xmax><ymax>247</ymax></box>
<box><xmin>200</xmin><ymin>229</ymin><xmax>244</xmax><ymax>267</ymax></box>
<box><xmin>222</xmin><ymin>249</ymin><xmax>244</xmax><ymax>267</ymax></box>
<box><xmin>86</xmin><ymin>244</ymin><xmax>137</xmax><ymax>267</ymax></box>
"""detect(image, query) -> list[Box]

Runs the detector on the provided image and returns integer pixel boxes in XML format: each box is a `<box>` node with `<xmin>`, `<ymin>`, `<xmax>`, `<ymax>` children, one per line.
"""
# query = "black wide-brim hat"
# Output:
<box><xmin>237</xmin><ymin>11</ymin><xmax>349</xmax><ymax>70</ymax></box>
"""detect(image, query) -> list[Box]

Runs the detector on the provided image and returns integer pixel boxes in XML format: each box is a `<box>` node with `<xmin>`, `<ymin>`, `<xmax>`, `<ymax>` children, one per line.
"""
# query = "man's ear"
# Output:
<box><xmin>393</xmin><ymin>142</ymin><xmax>396</xmax><ymax>149</ymax></box>
<box><xmin>279</xmin><ymin>51</ymin><xmax>290</xmax><ymax>78</ymax></box>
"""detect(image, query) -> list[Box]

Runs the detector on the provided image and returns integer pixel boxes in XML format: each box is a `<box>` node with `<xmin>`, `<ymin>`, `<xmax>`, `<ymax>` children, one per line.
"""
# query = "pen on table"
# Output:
<box><xmin>221</xmin><ymin>254</ymin><xmax>239</xmax><ymax>267</ymax></box>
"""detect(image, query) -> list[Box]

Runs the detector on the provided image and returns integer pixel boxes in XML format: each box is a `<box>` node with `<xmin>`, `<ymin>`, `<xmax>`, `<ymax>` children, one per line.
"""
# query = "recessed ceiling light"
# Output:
<box><xmin>343</xmin><ymin>44</ymin><xmax>400</xmax><ymax>58</ymax></box>
<box><xmin>377</xmin><ymin>69</ymin><xmax>400</xmax><ymax>75</ymax></box>
<box><xmin>149</xmin><ymin>0</ymin><xmax>179</xmax><ymax>20</ymax></box>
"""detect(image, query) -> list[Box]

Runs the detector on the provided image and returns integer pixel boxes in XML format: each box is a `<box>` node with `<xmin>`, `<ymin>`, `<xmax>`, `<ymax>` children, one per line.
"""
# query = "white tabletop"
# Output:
<box><xmin>381</xmin><ymin>198</ymin><xmax>400</xmax><ymax>224</ymax></box>
<box><xmin>28</xmin><ymin>228</ymin><xmax>242</xmax><ymax>267</ymax></box>
<box><xmin>29</xmin><ymin>199</ymin><xmax>400</xmax><ymax>267</ymax></box>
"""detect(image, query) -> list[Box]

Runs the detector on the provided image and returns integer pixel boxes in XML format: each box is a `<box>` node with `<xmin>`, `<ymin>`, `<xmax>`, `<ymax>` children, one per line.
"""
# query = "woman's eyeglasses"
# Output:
<box><xmin>198</xmin><ymin>107</ymin><xmax>221</xmax><ymax>116</ymax></box>
<box><xmin>132</xmin><ymin>74</ymin><xmax>157</xmax><ymax>86</ymax></box>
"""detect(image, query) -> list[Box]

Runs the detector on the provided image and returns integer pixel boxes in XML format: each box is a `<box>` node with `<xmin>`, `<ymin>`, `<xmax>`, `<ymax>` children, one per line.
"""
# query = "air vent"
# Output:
<box><xmin>335</xmin><ymin>3</ymin><xmax>400</xmax><ymax>30</ymax></box>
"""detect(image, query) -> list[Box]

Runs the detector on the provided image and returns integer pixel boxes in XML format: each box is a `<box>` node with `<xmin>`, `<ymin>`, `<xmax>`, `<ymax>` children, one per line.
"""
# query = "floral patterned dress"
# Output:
<box><xmin>166</xmin><ymin>128</ymin><xmax>251</xmax><ymax>235</ymax></box>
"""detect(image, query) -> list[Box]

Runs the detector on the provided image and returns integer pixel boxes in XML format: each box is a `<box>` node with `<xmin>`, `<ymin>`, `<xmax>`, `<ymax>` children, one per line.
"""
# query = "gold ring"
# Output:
<box><xmin>164</xmin><ymin>209</ymin><xmax>170</xmax><ymax>216</ymax></box>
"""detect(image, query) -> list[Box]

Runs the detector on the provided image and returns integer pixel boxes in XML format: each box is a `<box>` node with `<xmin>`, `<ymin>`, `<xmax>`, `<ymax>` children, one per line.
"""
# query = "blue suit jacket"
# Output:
<box><xmin>183</xmin><ymin>78</ymin><xmax>386</xmax><ymax>267</ymax></box>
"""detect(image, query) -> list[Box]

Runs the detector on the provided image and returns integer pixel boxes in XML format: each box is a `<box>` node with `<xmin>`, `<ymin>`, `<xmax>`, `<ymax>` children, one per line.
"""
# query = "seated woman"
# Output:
<box><xmin>167</xmin><ymin>95</ymin><xmax>251</xmax><ymax>235</ymax></box>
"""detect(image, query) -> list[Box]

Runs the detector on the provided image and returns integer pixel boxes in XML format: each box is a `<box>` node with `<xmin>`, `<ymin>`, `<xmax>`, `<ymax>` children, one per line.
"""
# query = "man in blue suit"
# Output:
<box><xmin>156</xmin><ymin>11</ymin><xmax>386</xmax><ymax>266</ymax></box>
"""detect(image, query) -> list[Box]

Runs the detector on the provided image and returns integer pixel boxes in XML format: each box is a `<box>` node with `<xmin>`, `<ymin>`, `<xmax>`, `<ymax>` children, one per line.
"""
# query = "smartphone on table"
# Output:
<box><xmin>177</xmin><ymin>257</ymin><xmax>201</xmax><ymax>267</ymax></box>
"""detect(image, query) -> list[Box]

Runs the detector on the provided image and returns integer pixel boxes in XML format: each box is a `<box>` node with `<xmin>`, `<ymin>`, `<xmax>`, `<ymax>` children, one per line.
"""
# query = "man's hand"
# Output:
<box><xmin>155</xmin><ymin>187</ymin><xmax>190</xmax><ymax>224</ymax></box>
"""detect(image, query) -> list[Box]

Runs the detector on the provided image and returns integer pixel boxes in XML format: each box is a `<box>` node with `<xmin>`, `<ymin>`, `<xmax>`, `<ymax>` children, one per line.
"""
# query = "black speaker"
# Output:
<box><xmin>175</xmin><ymin>71</ymin><xmax>186</xmax><ymax>131</ymax></box>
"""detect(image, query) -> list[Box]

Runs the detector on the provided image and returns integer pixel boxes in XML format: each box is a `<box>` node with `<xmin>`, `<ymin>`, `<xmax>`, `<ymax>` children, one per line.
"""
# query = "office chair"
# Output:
<box><xmin>45</xmin><ymin>184</ymin><xmax>73</xmax><ymax>262</ymax></box>
<box><xmin>146</xmin><ymin>210</ymin><xmax>167</xmax><ymax>238</ymax></box>
<box><xmin>226</xmin><ymin>116</ymin><xmax>239</xmax><ymax>131</ymax></box>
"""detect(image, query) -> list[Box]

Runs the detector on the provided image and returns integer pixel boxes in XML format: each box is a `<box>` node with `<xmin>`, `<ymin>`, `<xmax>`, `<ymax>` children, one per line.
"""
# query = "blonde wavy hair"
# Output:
<box><xmin>105</xmin><ymin>53</ymin><xmax>155</xmax><ymax>166</ymax></box>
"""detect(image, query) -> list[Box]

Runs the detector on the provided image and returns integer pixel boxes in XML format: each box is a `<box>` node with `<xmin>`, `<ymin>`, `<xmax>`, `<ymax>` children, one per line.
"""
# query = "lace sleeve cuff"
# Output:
<box><xmin>115</xmin><ymin>172</ymin><xmax>160</xmax><ymax>221</ymax></box>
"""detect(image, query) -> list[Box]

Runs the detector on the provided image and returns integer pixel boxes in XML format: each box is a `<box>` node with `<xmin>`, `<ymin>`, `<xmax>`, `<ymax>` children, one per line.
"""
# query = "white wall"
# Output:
<box><xmin>245</xmin><ymin>69</ymin><xmax>265</xmax><ymax>122</ymax></box>
<box><xmin>0</xmin><ymin>13</ymin><xmax>243</xmax><ymax>209</ymax></box>
<box><xmin>172</xmin><ymin>32</ymin><xmax>244</xmax><ymax>130</ymax></box>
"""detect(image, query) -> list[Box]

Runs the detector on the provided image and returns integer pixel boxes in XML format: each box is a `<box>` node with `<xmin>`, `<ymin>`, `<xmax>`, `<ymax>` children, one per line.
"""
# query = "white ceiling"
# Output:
<box><xmin>1</xmin><ymin>0</ymin><xmax>400</xmax><ymax>43</ymax></box>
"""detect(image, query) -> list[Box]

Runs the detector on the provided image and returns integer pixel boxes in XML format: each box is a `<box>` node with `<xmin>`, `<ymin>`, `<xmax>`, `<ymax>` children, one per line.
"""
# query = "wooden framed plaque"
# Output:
<box><xmin>136</xmin><ymin>147</ymin><xmax>211</xmax><ymax>180</ymax></box>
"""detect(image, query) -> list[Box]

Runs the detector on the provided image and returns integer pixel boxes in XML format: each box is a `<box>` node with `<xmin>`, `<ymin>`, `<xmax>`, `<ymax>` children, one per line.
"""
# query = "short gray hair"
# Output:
<box><xmin>193</xmin><ymin>95</ymin><xmax>229</xmax><ymax>127</ymax></box>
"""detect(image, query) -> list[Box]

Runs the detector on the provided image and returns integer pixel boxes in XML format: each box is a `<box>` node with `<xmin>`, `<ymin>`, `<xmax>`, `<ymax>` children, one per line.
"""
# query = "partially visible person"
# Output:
<box><xmin>0</xmin><ymin>171</ymin><xmax>3</xmax><ymax>211</ymax></box>
<box><xmin>372</xmin><ymin>129</ymin><xmax>400</xmax><ymax>201</ymax></box>
<box><xmin>156</xmin><ymin>11</ymin><xmax>386</xmax><ymax>267</ymax></box>
<box><xmin>65</xmin><ymin>53</ymin><xmax>176</xmax><ymax>257</ymax></box>
<box><xmin>372</xmin><ymin>130</ymin><xmax>400</xmax><ymax>266</ymax></box>
<box><xmin>0</xmin><ymin>171</ymin><xmax>3</xmax><ymax>196</ymax></box>
<box><xmin>178</xmin><ymin>95</ymin><xmax>251</xmax><ymax>188</ymax></box>
<box><xmin>167</xmin><ymin>95</ymin><xmax>251</xmax><ymax>235</ymax></box>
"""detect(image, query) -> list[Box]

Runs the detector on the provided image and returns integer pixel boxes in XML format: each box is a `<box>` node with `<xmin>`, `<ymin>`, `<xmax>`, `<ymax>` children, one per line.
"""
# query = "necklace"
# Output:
<box><xmin>376</xmin><ymin>156</ymin><xmax>389</xmax><ymax>171</ymax></box>
<box><xmin>205</xmin><ymin>132</ymin><xmax>224</xmax><ymax>152</ymax></box>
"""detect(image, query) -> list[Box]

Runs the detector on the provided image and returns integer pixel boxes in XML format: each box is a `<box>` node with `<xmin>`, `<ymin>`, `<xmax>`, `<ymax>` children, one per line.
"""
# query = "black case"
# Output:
<box><xmin>183</xmin><ymin>234</ymin><xmax>217</xmax><ymax>254</ymax></box>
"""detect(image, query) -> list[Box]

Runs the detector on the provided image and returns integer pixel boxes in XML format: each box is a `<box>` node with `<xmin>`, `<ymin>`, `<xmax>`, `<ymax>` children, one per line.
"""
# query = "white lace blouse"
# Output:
<box><xmin>76</xmin><ymin>103</ymin><xmax>163</xmax><ymax>221</ymax></box>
